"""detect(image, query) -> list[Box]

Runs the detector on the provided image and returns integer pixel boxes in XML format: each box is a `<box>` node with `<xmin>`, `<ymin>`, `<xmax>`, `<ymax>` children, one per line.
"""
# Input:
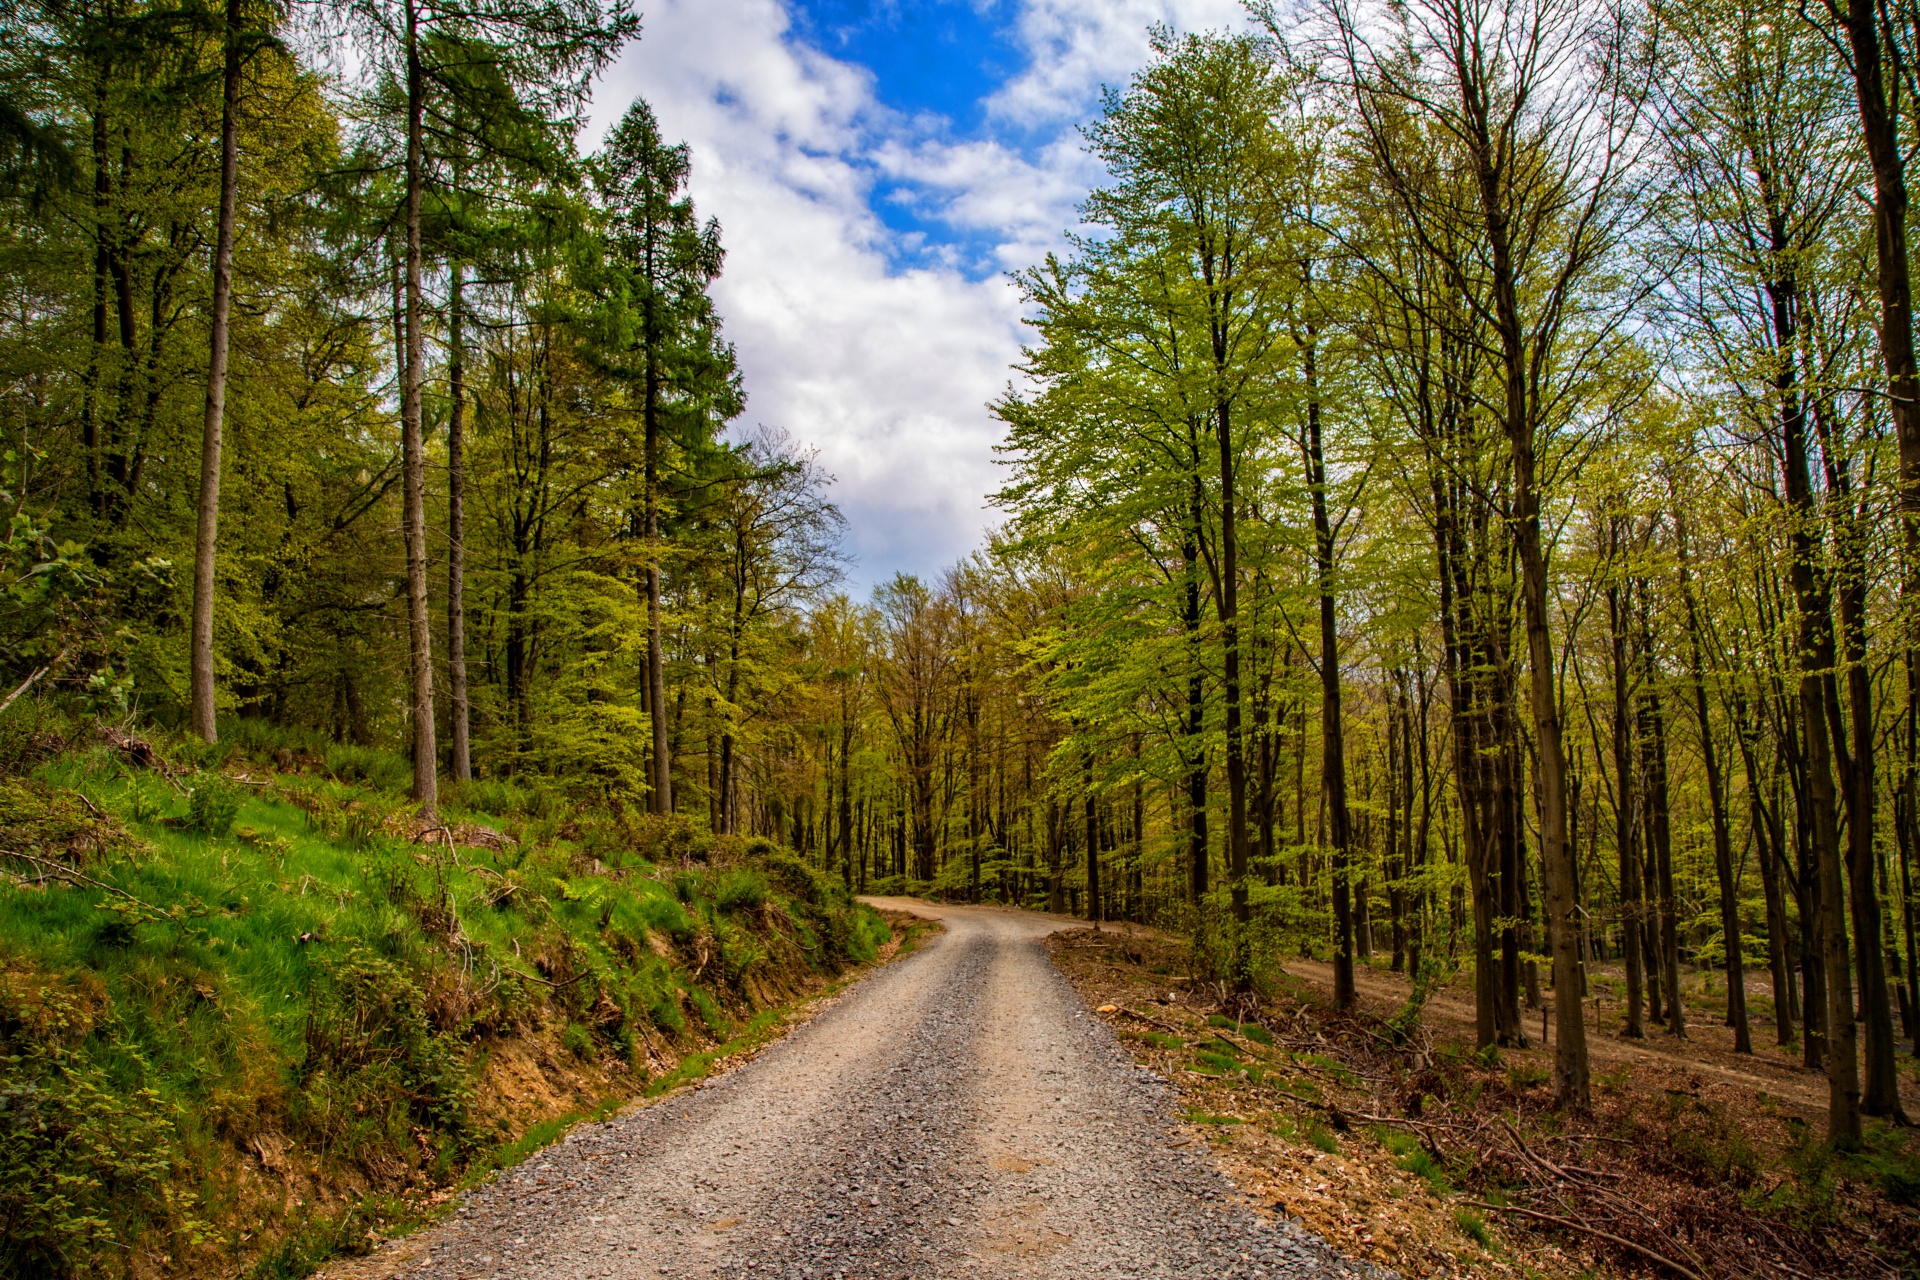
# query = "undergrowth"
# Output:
<box><xmin>0</xmin><ymin>703</ymin><xmax>891</xmax><ymax>1278</ymax></box>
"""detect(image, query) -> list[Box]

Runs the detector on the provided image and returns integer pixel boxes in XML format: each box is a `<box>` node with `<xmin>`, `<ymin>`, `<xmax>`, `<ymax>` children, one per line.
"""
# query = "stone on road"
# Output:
<box><xmin>374</xmin><ymin>901</ymin><xmax>1380</xmax><ymax>1280</ymax></box>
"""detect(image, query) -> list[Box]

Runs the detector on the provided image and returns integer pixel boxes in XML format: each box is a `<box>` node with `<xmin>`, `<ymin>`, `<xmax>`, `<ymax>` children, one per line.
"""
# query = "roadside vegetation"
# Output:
<box><xmin>0</xmin><ymin>703</ymin><xmax>890</xmax><ymax>1279</ymax></box>
<box><xmin>1052</xmin><ymin>927</ymin><xmax>1920</xmax><ymax>1279</ymax></box>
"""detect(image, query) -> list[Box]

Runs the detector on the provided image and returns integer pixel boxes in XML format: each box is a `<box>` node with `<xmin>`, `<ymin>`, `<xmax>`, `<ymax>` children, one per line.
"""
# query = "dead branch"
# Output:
<box><xmin>0</xmin><ymin>649</ymin><xmax>63</xmax><ymax>716</ymax></box>
<box><xmin>1464</xmin><ymin>1200</ymin><xmax>1706</xmax><ymax>1280</ymax></box>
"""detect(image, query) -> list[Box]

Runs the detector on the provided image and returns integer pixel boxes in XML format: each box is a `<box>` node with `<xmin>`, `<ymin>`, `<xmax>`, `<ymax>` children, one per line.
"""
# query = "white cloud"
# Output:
<box><xmin>991</xmin><ymin>0</ymin><xmax>1254</xmax><ymax>126</ymax></box>
<box><xmin>585</xmin><ymin>0</ymin><xmax>1252</xmax><ymax>591</ymax></box>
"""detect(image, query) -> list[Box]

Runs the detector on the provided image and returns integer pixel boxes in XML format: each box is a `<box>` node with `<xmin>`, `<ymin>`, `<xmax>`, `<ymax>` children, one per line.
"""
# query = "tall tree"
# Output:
<box><xmin>597</xmin><ymin>100</ymin><xmax>726</xmax><ymax>817</ymax></box>
<box><xmin>331</xmin><ymin>0</ymin><xmax>634</xmax><ymax>810</ymax></box>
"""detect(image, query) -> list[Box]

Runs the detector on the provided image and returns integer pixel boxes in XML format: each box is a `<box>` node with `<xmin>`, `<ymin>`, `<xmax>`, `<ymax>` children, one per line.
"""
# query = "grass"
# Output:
<box><xmin>0</xmin><ymin>710</ymin><xmax>893</xmax><ymax>1279</ymax></box>
<box><xmin>1184</xmin><ymin>1110</ymin><xmax>1243</xmax><ymax>1127</ymax></box>
<box><xmin>1375</xmin><ymin>1126</ymin><xmax>1454</xmax><ymax>1196</ymax></box>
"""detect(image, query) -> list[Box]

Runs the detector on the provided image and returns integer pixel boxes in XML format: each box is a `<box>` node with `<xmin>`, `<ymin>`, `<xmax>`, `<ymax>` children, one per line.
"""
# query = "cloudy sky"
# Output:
<box><xmin>584</xmin><ymin>0</ymin><xmax>1252</xmax><ymax>594</ymax></box>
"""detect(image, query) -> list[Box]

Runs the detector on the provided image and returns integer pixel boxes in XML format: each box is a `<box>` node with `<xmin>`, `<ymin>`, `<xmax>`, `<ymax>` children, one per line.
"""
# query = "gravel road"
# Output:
<box><xmin>356</xmin><ymin>901</ymin><xmax>1380</xmax><ymax>1280</ymax></box>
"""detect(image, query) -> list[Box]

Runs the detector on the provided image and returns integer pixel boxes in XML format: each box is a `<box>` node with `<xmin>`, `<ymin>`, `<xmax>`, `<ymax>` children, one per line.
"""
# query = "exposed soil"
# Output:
<box><xmin>324</xmin><ymin>901</ymin><xmax>1380</xmax><ymax>1280</ymax></box>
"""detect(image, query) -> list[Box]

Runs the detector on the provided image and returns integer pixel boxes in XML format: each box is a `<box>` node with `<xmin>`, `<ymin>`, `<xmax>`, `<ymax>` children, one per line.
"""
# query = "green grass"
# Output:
<box><xmin>1205</xmin><ymin>1014</ymin><xmax>1273</xmax><ymax>1046</ymax></box>
<box><xmin>1375</xmin><ymin>1125</ymin><xmax>1454</xmax><ymax>1195</ymax></box>
<box><xmin>1184</xmin><ymin>1110</ymin><xmax>1243</xmax><ymax>1126</ymax></box>
<box><xmin>0</xmin><ymin>719</ymin><xmax>890</xmax><ymax>1280</ymax></box>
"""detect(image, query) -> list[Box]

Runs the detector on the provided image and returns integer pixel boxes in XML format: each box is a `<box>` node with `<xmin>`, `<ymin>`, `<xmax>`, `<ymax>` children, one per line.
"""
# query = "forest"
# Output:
<box><xmin>4</xmin><ymin>0</ymin><xmax>1920</xmax><ymax>1264</ymax></box>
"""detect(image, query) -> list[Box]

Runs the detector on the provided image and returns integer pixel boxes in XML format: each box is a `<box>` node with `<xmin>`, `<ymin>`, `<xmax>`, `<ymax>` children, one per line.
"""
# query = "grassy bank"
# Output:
<box><xmin>0</xmin><ymin>704</ymin><xmax>890</xmax><ymax>1279</ymax></box>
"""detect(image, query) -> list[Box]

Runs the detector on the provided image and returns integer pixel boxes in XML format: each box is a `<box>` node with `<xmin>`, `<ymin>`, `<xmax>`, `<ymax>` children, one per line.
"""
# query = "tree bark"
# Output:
<box><xmin>1832</xmin><ymin>0</ymin><xmax>1917</xmax><ymax>1122</ymax></box>
<box><xmin>1739</xmin><ymin>705</ymin><xmax>1796</xmax><ymax>1045</ymax></box>
<box><xmin>1305</xmin><ymin>343</ymin><xmax>1355</xmax><ymax>1009</ymax></box>
<box><xmin>1085</xmin><ymin>748</ymin><xmax>1101</xmax><ymax>924</ymax></box>
<box><xmin>1680</xmin><ymin>552</ymin><xmax>1750</xmax><ymax>1052</ymax></box>
<box><xmin>190</xmin><ymin>0</ymin><xmax>244</xmax><ymax>744</ymax></box>
<box><xmin>447</xmin><ymin>261</ymin><xmax>470</xmax><ymax>782</ymax></box>
<box><xmin>1608</xmin><ymin>575</ymin><xmax>1645</xmax><ymax>1038</ymax></box>
<box><xmin>1216</xmin><ymin>394</ymin><xmax>1252</xmax><ymax>970</ymax></box>
<box><xmin>1185</xmin><ymin>457</ymin><xmax>1209</xmax><ymax>901</ymax></box>
<box><xmin>402</xmin><ymin>4</ymin><xmax>437</xmax><ymax>813</ymax></box>
<box><xmin>644</xmin><ymin>315</ymin><xmax>670</xmax><ymax>815</ymax></box>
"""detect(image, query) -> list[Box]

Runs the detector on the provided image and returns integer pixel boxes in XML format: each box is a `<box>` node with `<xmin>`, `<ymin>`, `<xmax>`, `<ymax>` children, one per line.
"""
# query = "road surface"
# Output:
<box><xmin>350</xmin><ymin>900</ymin><xmax>1376</xmax><ymax>1280</ymax></box>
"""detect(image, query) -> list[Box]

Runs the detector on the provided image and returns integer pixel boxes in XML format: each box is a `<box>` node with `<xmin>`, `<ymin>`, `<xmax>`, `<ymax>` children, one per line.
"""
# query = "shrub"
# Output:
<box><xmin>714</xmin><ymin>869</ymin><xmax>768</xmax><ymax>915</ymax></box>
<box><xmin>0</xmin><ymin>960</ymin><xmax>179</xmax><ymax>1276</ymax></box>
<box><xmin>648</xmin><ymin>994</ymin><xmax>686</xmax><ymax>1038</ymax></box>
<box><xmin>324</xmin><ymin>744</ymin><xmax>411</xmax><ymax>793</ymax></box>
<box><xmin>0</xmin><ymin>778</ymin><xmax>133</xmax><ymax>863</ymax></box>
<box><xmin>561</xmin><ymin>1023</ymin><xmax>596</xmax><ymax>1061</ymax></box>
<box><xmin>187</xmin><ymin>776</ymin><xmax>242</xmax><ymax>837</ymax></box>
<box><xmin>296</xmin><ymin>943</ymin><xmax>476</xmax><ymax>1155</ymax></box>
<box><xmin>761</xmin><ymin>852</ymin><xmax>839</xmax><ymax>908</ymax></box>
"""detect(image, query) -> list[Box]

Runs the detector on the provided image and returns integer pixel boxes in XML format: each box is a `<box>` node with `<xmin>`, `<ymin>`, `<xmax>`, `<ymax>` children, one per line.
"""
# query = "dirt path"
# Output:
<box><xmin>334</xmin><ymin>901</ymin><xmax>1379</xmax><ymax>1280</ymax></box>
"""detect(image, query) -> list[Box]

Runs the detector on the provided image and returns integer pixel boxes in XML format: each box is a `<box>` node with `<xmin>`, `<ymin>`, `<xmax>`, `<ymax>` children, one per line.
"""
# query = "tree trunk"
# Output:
<box><xmin>1608</xmin><ymin>577</ymin><xmax>1646</xmax><ymax>1038</ymax></box>
<box><xmin>448</xmin><ymin>261</ymin><xmax>470</xmax><ymax>782</ymax></box>
<box><xmin>1305</xmin><ymin>347</ymin><xmax>1355</xmax><ymax>1009</ymax></box>
<box><xmin>1680</xmin><ymin>556</ymin><xmax>1750</xmax><ymax>1052</ymax></box>
<box><xmin>1483</xmin><ymin>174</ymin><xmax>1587</xmax><ymax>1100</ymax></box>
<box><xmin>402</xmin><ymin>6</ymin><xmax>437</xmax><ymax>813</ymax></box>
<box><xmin>644</xmin><ymin>335</ymin><xmax>670</xmax><ymax>815</ymax></box>
<box><xmin>1765</xmin><ymin>277</ymin><xmax>1860</xmax><ymax>1143</ymax></box>
<box><xmin>1084</xmin><ymin>748</ymin><xmax>1101</xmax><ymax>924</ymax></box>
<box><xmin>1216</xmin><ymin>395</ymin><xmax>1252</xmax><ymax>969</ymax></box>
<box><xmin>1740</xmin><ymin>710</ymin><xmax>1797</xmax><ymax>1045</ymax></box>
<box><xmin>1635</xmin><ymin>605</ymin><xmax>1685</xmax><ymax>1038</ymax></box>
<box><xmin>190</xmin><ymin>0</ymin><xmax>244</xmax><ymax>745</ymax></box>
<box><xmin>1185</xmin><ymin>460</ymin><xmax>1209</xmax><ymax>901</ymax></box>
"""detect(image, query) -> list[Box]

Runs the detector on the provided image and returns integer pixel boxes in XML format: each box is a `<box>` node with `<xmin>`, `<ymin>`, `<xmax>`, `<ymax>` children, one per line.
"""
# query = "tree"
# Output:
<box><xmin>328</xmin><ymin>0</ymin><xmax>634</xmax><ymax>810</ymax></box>
<box><xmin>596</xmin><ymin>99</ymin><xmax>729</xmax><ymax>816</ymax></box>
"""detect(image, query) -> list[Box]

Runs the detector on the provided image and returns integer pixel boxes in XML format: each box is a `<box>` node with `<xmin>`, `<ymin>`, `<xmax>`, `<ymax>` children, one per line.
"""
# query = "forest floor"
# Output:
<box><xmin>324</xmin><ymin>900</ymin><xmax>1379</xmax><ymax>1280</ymax></box>
<box><xmin>1047</xmin><ymin>926</ymin><xmax>1920</xmax><ymax>1280</ymax></box>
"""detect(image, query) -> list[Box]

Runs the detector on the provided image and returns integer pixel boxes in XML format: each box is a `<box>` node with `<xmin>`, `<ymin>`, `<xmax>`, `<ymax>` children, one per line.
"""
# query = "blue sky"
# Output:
<box><xmin>592</xmin><ymin>0</ymin><xmax>1250</xmax><ymax>592</ymax></box>
<box><xmin>792</xmin><ymin>0</ymin><xmax>1023</xmax><ymax>131</ymax></box>
<box><xmin>788</xmin><ymin>0</ymin><xmax>1032</xmax><ymax>277</ymax></box>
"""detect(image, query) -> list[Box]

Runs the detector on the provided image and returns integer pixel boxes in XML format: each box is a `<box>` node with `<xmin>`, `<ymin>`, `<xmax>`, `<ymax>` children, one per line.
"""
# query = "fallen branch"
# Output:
<box><xmin>2</xmin><ymin>849</ymin><xmax>168</xmax><ymax>917</ymax></box>
<box><xmin>1463</xmin><ymin>1200</ymin><xmax>1706</xmax><ymax>1280</ymax></box>
<box><xmin>1500</xmin><ymin>1115</ymin><xmax>1575</xmax><ymax>1184</ymax></box>
<box><xmin>1116</xmin><ymin>1006</ymin><xmax>1185</xmax><ymax>1034</ymax></box>
<box><xmin>0</xmin><ymin>649</ymin><xmax>63</xmax><ymax>716</ymax></box>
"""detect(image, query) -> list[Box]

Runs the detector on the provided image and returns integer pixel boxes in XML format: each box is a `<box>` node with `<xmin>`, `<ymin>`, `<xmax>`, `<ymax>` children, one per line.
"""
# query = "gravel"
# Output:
<box><xmin>365</xmin><ymin>904</ymin><xmax>1388</xmax><ymax>1280</ymax></box>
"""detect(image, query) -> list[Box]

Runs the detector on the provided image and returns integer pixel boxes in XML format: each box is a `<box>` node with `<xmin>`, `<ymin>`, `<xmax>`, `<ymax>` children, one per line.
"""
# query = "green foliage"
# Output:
<box><xmin>1454</xmin><ymin>1208</ymin><xmax>1490</xmax><ymax>1247</ymax></box>
<box><xmin>1183</xmin><ymin>1111</ymin><xmax>1242</xmax><ymax>1126</ymax></box>
<box><xmin>1376</xmin><ymin>1126</ymin><xmax>1453</xmax><ymax>1195</ymax></box>
<box><xmin>1505</xmin><ymin>1062</ymin><xmax>1550</xmax><ymax>1091</ymax></box>
<box><xmin>0</xmin><ymin>737</ymin><xmax>891</xmax><ymax>1276</ymax></box>
<box><xmin>324</xmin><ymin>745</ymin><xmax>412</xmax><ymax>794</ymax></box>
<box><xmin>0</xmin><ymin>962</ymin><xmax>181</xmax><ymax>1277</ymax></box>
<box><xmin>561</xmin><ymin>1023</ymin><xmax>596</xmax><ymax>1061</ymax></box>
<box><xmin>714</xmin><ymin>869</ymin><xmax>768</xmax><ymax>914</ymax></box>
<box><xmin>186</xmin><ymin>775</ymin><xmax>242</xmax><ymax>836</ymax></box>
